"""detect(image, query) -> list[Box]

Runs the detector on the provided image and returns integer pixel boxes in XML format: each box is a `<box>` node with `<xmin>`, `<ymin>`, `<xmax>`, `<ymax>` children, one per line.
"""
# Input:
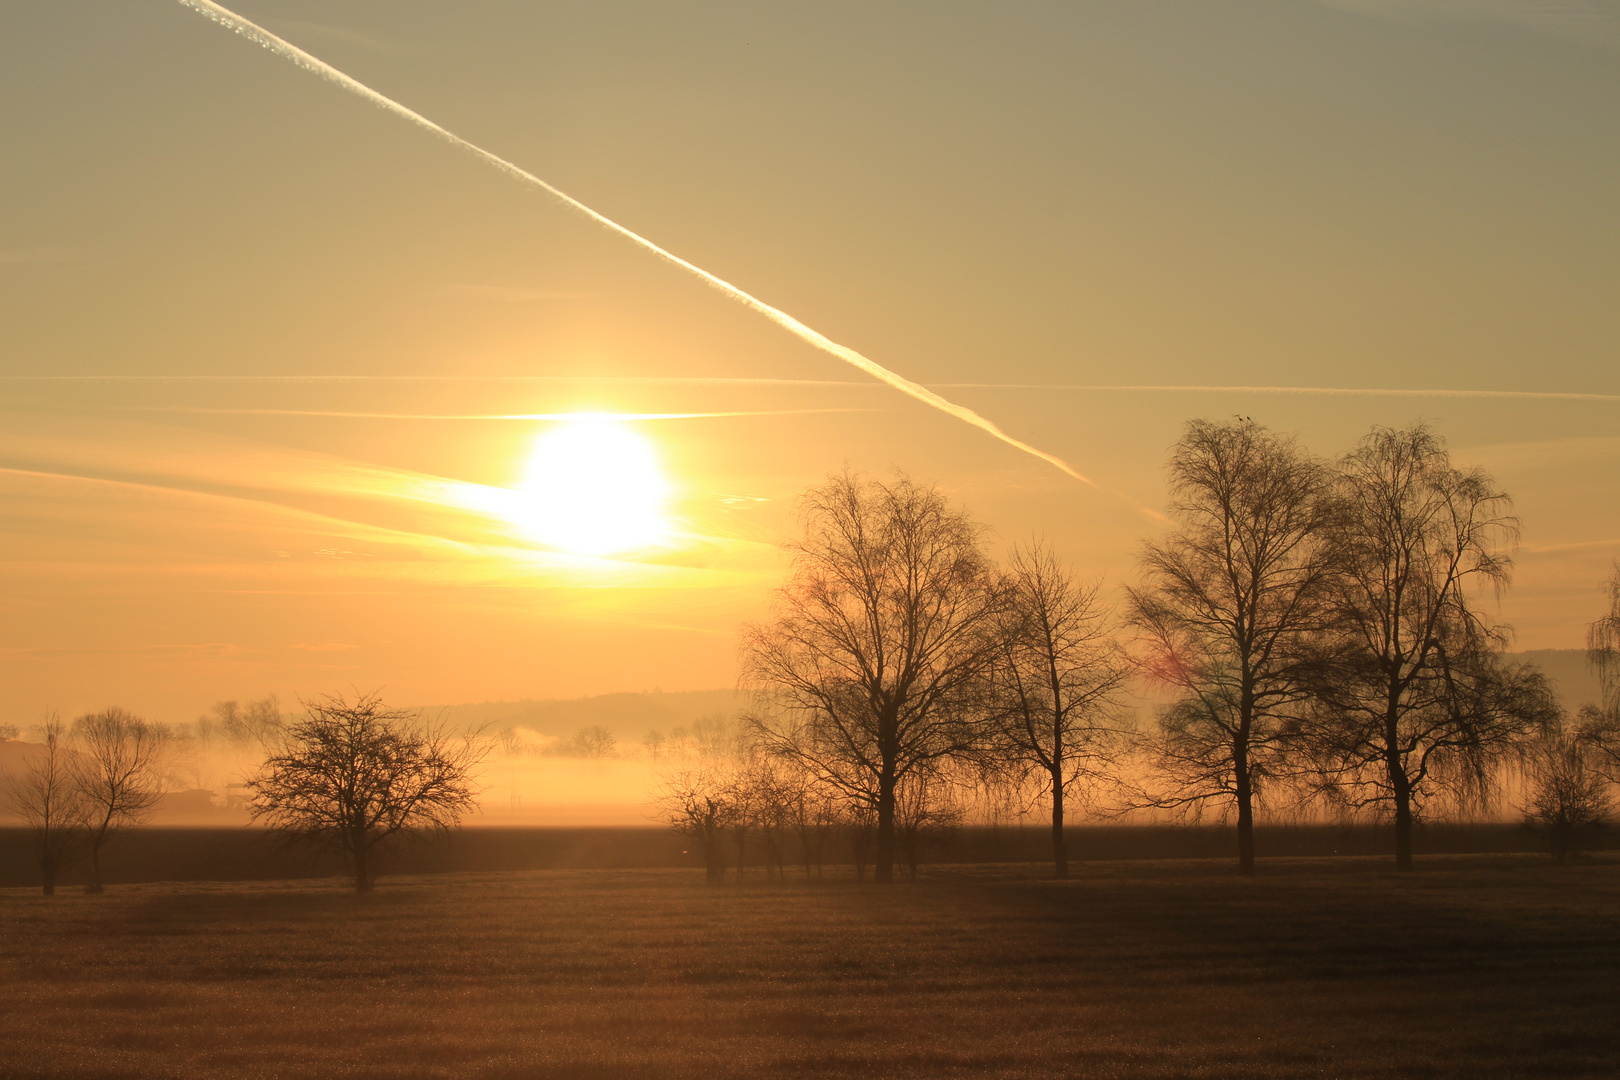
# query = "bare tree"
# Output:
<box><xmin>893</xmin><ymin>762</ymin><xmax>964</xmax><ymax>880</ymax></box>
<box><xmin>248</xmin><ymin>693</ymin><xmax>484</xmax><ymax>892</ymax></box>
<box><xmin>991</xmin><ymin>542</ymin><xmax>1132</xmax><ymax>878</ymax></box>
<box><xmin>199</xmin><ymin>696</ymin><xmax>282</xmax><ymax>746</ymax></box>
<box><xmin>782</xmin><ymin>763</ymin><xmax>843</xmax><ymax>878</ymax></box>
<box><xmin>738</xmin><ymin>755</ymin><xmax>795</xmax><ymax>881</ymax></box>
<box><xmin>744</xmin><ymin>470</ymin><xmax>1007</xmax><ymax>883</ymax></box>
<box><xmin>1127</xmin><ymin>419</ymin><xmax>1337</xmax><ymax>876</ymax></box>
<box><xmin>1</xmin><ymin>715</ymin><xmax>90</xmax><ymax>895</ymax></box>
<box><xmin>72</xmin><ymin>708</ymin><xmax>166</xmax><ymax>893</ymax></box>
<box><xmin>1307</xmin><ymin>423</ymin><xmax>1554</xmax><ymax>870</ymax></box>
<box><xmin>1522</xmin><ymin>718</ymin><xmax>1613</xmax><ymax>863</ymax></box>
<box><xmin>1577</xmin><ymin>563</ymin><xmax>1620</xmax><ymax>785</ymax></box>
<box><xmin>658</xmin><ymin>765</ymin><xmax>739</xmax><ymax>885</ymax></box>
<box><xmin>848</xmin><ymin>801</ymin><xmax>877</xmax><ymax>881</ymax></box>
<box><xmin>565</xmin><ymin>725</ymin><xmax>617</xmax><ymax>758</ymax></box>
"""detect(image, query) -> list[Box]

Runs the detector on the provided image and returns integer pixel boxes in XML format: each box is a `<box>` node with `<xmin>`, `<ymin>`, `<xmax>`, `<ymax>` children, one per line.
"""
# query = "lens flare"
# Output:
<box><xmin>513</xmin><ymin>416</ymin><xmax>669</xmax><ymax>556</ymax></box>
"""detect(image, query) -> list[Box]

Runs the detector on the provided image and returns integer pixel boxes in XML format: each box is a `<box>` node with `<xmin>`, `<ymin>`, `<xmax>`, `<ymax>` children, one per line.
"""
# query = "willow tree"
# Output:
<box><xmin>1128</xmin><ymin>419</ymin><xmax>1338</xmax><ymax>876</ymax></box>
<box><xmin>1307</xmin><ymin>423</ymin><xmax>1556</xmax><ymax>870</ymax></box>
<box><xmin>743</xmin><ymin>471</ymin><xmax>1005</xmax><ymax>883</ymax></box>
<box><xmin>990</xmin><ymin>542</ymin><xmax>1131</xmax><ymax>878</ymax></box>
<box><xmin>1576</xmin><ymin>563</ymin><xmax>1620</xmax><ymax>785</ymax></box>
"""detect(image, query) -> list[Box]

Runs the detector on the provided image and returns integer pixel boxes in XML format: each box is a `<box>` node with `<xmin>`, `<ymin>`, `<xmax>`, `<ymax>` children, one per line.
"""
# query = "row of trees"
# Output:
<box><xmin>660</xmin><ymin>725</ymin><xmax>982</xmax><ymax>884</ymax></box>
<box><xmin>714</xmin><ymin>420</ymin><xmax>1617</xmax><ymax>882</ymax></box>
<box><xmin>4</xmin><ymin>694</ymin><xmax>484</xmax><ymax>894</ymax></box>
<box><xmin>3</xmin><ymin>696</ymin><xmax>286</xmax><ymax>893</ymax></box>
<box><xmin>1524</xmin><ymin>572</ymin><xmax>1620</xmax><ymax>860</ymax></box>
<box><xmin>2</xmin><ymin>710</ymin><xmax>167</xmax><ymax>894</ymax></box>
<box><xmin>8</xmin><ymin>418</ymin><xmax>1614</xmax><ymax>894</ymax></box>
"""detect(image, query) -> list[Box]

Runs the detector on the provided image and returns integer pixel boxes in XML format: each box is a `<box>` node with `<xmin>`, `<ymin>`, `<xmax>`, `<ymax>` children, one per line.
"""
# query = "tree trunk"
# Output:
<box><xmin>1387</xmin><ymin>711</ymin><xmax>1414</xmax><ymax>872</ymax></box>
<box><xmin>875</xmin><ymin>767</ymin><xmax>896</xmax><ymax>883</ymax></box>
<box><xmin>1391</xmin><ymin>769</ymin><xmax>1415</xmax><ymax>873</ymax></box>
<box><xmin>86</xmin><ymin>842</ymin><xmax>105</xmax><ymax>894</ymax></box>
<box><xmin>1051</xmin><ymin>763</ymin><xmax>1069</xmax><ymax>879</ymax></box>
<box><xmin>353</xmin><ymin>840</ymin><xmax>373</xmax><ymax>893</ymax></box>
<box><xmin>41</xmin><ymin>854</ymin><xmax>57</xmax><ymax>897</ymax></box>
<box><xmin>704</xmin><ymin>826</ymin><xmax>726</xmax><ymax>885</ymax></box>
<box><xmin>1234</xmin><ymin>744</ymin><xmax>1256</xmax><ymax>877</ymax></box>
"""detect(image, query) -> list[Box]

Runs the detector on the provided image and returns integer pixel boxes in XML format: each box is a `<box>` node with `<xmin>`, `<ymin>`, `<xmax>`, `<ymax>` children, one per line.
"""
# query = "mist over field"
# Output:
<box><xmin>0</xmin><ymin>650</ymin><xmax>1604</xmax><ymax>832</ymax></box>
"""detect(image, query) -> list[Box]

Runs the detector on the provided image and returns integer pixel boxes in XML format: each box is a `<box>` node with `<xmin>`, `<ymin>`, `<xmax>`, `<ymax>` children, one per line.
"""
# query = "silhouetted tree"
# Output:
<box><xmin>893</xmin><ymin>762</ymin><xmax>963</xmax><ymax>880</ymax></box>
<box><xmin>990</xmin><ymin>542</ymin><xmax>1132</xmax><ymax>878</ymax></box>
<box><xmin>782</xmin><ymin>765</ymin><xmax>842</xmax><ymax>878</ymax></box>
<box><xmin>567</xmin><ymin>725</ymin><xmax>617</xmax><ymax>758</ymax></box>
<box><xmin>1306</xmin><ymin>423</ymin><xmax>1554</xmax><ymax>870</ymax></box>
<box><xmin>248</xmin><ymin>693</ymin><xmax>483</xmax><ymax>892</ymax></box>
<box><xmin>1</xmin><ymin>715</ymin><xmax>89</xmax><ymax>895</ymax></box>
<box><xmin>1577</xmin><ymin>563</ymin><xmax>1620</xmax><ymax>785</ymax></box>
<box><xmin>848</xmin><ymin>801</ymin><xmax>877</xmax><ymax>881</ymax></box>
<box><xmin>1128</xmin><ymin>419</ymin><xmax>1337</xmax><ymax>876</ymax></box>
<box><xmin>199</xmin><ymin>696</ymin><xmax>282</xmax><ymax>746</ymax></box>
<box><xmin>1522</xmin><ymin>717</ymin><xmax>1613</xmax><ymax>863</ymax></box>
<box><xmin>643</xmin><ymin>730</ymin><xmax>670</xmax><ymax>759</ymax></box>
<box><xmin>659</xmin><ymin>765</ymin><xmax>739</xmax><ymax>885</ymax></box>
<box><xmin>72</xmin><ymin>708</ymin><xmax>166</xmax><ymax>893</ymax></box>
<box><xmin>737</xmin><ymin>755</ymin><xmax>796</xmax><ymax>880</ymax></box>
<box><xmin>744</xmin><ymin>471</ymin><xmax>1007</xmax><ymax>882</ymax></box>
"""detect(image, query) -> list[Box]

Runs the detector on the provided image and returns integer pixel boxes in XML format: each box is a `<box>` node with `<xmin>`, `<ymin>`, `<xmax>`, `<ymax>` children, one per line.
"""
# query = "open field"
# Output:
<box><xmin>4</xmin><ymin>855</ymin><xmax>1619</xmax><ymax>1078</ymax></box>
<box><xmin>4</xmin><ymin>823</ymin><xmax>1600</xmax><ymax>889</ymax></box>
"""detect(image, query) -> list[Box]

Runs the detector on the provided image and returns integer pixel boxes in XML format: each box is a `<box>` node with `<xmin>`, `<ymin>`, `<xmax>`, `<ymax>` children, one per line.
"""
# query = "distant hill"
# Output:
<box><xmin>424</xmin><ymin>689</ymin><xmax>745</xmax><ymax>746</ymax></box>
<box><xmin>420</xmin><ymin>650</ymin><xmax>1603</xmax><ymax>748</ymax></box>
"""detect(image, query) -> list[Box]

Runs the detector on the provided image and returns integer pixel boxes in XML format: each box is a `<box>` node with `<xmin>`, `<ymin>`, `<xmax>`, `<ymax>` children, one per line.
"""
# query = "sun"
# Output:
<box><xmin>511</xmin><ymin>415</ymin><xmax>671</xmax><ymax>556</ymax></box>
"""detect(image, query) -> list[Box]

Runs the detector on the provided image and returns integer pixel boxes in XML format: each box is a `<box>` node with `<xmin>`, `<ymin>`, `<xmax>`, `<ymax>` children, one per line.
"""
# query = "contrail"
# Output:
<box><xmin>174</xmin><ymin>0</ymin><xmax>1095</xmax><ymax>487</ymax></box>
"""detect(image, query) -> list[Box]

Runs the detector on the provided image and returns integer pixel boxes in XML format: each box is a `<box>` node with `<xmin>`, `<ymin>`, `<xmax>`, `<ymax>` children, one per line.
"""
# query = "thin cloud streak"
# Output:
<box><xmin>82</xmin><ymin>407</ymin><xmax>882</xmax><ymax>420</ymax></box>
<box><xmin>9</xmin><ymin>376</ymin><xmax>1617</xmax><ymax>403</ymax></box>
<box><xmin>0</xmin><ymin>464</ymin><xmax>479</xmax><ymax>556</ymax></box>
<box><xmin>0</xmin><ymin>463</ymin><xmax>765</xmax><ymax>589</ymax></box>
<box><xmin>936</xmin><ymin>384</ymin><xmax>1620</xmax><ymax>403</ymax></box>
<box><xmin>0</xmin><ymin>375</ymin><xmax>871</xmax><ymax>385</ymax></box>
<box><xmin>1304</xmin><ymin>0</ymin><xmax>1620</xmax><ymax>50</ymax></box>
<box><xmin>0</xmin><ymin>247</ymin><xmax>85</xmax><ymax>265</ymax></box>
<box><xmin>175</xmin><ymin>0</ymin><xmax>1095</xmax><ymax>488</ymax></box>
<box><xmin>0</xmin><ymin>419</ymin><xmax>784</xmax><ymax>583</ymax></box>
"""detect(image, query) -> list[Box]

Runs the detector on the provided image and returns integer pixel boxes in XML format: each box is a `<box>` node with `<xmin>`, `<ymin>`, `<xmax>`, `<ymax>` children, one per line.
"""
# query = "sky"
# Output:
<box><xmin>1</xmin><ymin>0</ymin><xmax>1617</xmax><ymax>725</ymax></box>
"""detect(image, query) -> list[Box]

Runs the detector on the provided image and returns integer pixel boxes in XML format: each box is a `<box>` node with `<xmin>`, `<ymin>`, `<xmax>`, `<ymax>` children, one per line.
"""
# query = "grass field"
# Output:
<box><xmin>3</xmin><ymin>855</ymin><xmax>1618</xmax><ymax>1078</ymax></box>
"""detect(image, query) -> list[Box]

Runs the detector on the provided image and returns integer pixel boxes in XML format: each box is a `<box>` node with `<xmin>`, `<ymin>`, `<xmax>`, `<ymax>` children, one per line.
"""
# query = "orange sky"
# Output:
<box><xmin>1</xmin><ymin>0</ymin><xmax>1617</xmax><ymax>724</ymax></box>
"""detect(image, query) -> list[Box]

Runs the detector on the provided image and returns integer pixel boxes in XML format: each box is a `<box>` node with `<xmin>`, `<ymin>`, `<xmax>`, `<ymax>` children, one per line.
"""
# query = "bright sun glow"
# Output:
<box><xmin>513</xmin><ymin>415</ymin><xmax>670</xmax><ymax>556</ymax></box>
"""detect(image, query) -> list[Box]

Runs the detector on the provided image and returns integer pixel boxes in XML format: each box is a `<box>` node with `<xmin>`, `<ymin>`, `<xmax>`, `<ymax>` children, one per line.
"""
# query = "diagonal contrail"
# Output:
<box><xmin>175</xmin><ymin>0</ymin><xmax>1096</xmax><ymax>487</ymax></box>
